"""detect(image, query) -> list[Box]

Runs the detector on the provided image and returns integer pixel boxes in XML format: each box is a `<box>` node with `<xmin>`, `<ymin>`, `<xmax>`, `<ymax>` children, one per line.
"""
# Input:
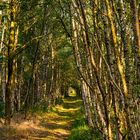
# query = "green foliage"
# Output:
<box><xmin>72</xmin><ymin>112</ymin><xmax>86</xmax><ymax>127</ymax></box>
<box><xmin>68</xmin><ymin>112</ymin><xmax>93</xmax><ymax>140</ymax></box>
<box><xmin>0</xmin><ymin>55</ymin><xmax>6</xmax><ymax>63</ymax></box>
<box><xmin>0</xmin><ymin>100</ymin><xmax>4</xmax><ymax>117</ymax></box>
<box><xmin>55</xmin><ymin>97</ymin><xmax>63</xmax><ymax>105</ymax></box>
<box><xmin>0</xmin><ymin>2</ymin><xmax>7</xmax><ymax>10</ymax></box>
<box><xmin>57</xmin><ymin>46</ymin><xmax>72</xmax><ymax>60</ymax></box>
<box><xmin>68</xmin><ymin>125</ymin><xmax>92</xmax><ymax>140</ymax></box>
<box><xmin>68</xmin><ymin>108</ymin><xmax>101</xmax><ymax>140</ymax></box>
<box><xmin>30</xmin><ymin>100</ymin><xmax>49</xmax><ymax>114</ymax></box>
<box><xmin>0</xmin><ymin>55</ymin><xmax>3</xmax><ymax>63</ymax></box>
<box><xmin>30</xmin><ymin>97</ymin><xmax>63</xmax><ymax>114</ymax></box>
<box><xmin>132</xmin><ymin>84</ymin><xmax>140</xmax><ymax>95</ymax></box>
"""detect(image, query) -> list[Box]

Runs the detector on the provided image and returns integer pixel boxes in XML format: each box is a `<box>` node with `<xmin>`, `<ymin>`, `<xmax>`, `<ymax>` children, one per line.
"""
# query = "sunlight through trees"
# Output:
<box><xmin>0</xmin><ymin>0</ymin><xmax>140</xmax><ymax>139</ymax></box>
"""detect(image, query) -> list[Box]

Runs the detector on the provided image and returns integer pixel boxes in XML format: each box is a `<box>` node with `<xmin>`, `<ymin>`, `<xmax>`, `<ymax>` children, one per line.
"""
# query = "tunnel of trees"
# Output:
<box><xmin>0</xmin><ymin>0</ymin><xmax>140</xmax><ymax>139</ymax></box>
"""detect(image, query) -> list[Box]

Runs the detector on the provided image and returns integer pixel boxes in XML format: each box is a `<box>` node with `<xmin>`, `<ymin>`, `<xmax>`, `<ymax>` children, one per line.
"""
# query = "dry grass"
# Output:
<box><xmin>0</xmin><ymin>96</ymin><xmax>82</xmax><ymax>140</ymax></box>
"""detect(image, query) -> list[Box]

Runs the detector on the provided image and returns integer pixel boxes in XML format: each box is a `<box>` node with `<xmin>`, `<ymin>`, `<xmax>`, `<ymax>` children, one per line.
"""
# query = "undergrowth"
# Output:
<box><xmin>68</xmin><ymin>107</ymin><xmax>102</xmax><ymax>140</ymax></box>
<box><xmin>0</xmin><ymin>100</ymin><xmax>4</xmax><ymax>117</ymax></box>
<box><xmin>30</xmin><ymin>97</ymin><xmax>64</xmax><ymax>114</ymax></box>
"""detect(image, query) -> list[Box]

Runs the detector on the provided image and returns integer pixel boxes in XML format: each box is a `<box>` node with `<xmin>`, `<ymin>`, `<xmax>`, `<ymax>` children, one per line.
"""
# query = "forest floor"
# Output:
<box><xmin>0</xmin><ymin>93</ymin><xmax>83</xmax><ymax>140</ymax></box>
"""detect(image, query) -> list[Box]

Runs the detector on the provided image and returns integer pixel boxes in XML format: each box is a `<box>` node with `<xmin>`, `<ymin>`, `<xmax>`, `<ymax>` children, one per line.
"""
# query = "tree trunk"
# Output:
<box><xmin>1</xmin><ymin>25</ymin><xmax>6</xmax><ymax>102</ymax></box>
<box><xmin>130</xmin><ymin>0</ymin><xmax>140</xmax><ymax>82</ymax></box>
<box><xmin>5</xmin><ymin>0</ymin><xmax>15</xmax><ymax>125</ymax></box>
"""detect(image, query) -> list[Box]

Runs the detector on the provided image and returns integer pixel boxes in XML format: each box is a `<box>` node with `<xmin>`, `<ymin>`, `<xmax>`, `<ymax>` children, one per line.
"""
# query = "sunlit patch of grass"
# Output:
<box><xmin>28</xmin><ymin>136</ymin><xmax>49</xmax><ymax>140</ymax></box>
<box><xmin>68</xmin><ymin>115</ymin><xmax>93</xmax><ymax>140</ymax></box>
<box><xmin>55</xmin><ymin>105</ymin><xmax>80</xmax><ymax>113</ymax></box>
<box><xmin>52</xmin><ymin>128</ymin><xmax>70</xmax><ymax>135</ymax></box>
<box><xmin>63</xmin><ymin>99</ymin><xmax>82</xmax><ymax>104</ymax></box>
<box><xmin>40</xmin><ymin>119</ymin><xmax>72</xmax><ymax>130</ymax></box>
<box><xmin>49</xmin><ymin>120</ymin><xmax>70</xmax><ymax>125</ymax></box>
<box><xmin>68</xmin><ymin>107</ymin><xmax>102</xmax><ymax>140</ymax></box>
<box><xmin>68</xmin><ymin>125</ymin><xmax>92</xmax><ymax>140</ymax></box>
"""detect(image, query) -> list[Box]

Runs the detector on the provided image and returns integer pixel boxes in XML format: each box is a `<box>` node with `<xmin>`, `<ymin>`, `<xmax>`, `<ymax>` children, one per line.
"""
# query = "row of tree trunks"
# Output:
<box><xmin>68</xmin><ymin>0</ymin><xmax>140</xmax><ymax>139</ymax></box>
<box><xmin>0</xmin><ymin>0</ymin><xmax>62</xmax><ymax>124</ymax></box>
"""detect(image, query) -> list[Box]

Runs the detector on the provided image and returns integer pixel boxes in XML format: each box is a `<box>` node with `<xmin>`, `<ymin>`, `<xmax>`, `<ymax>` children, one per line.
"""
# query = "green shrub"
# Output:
<box><xmin>55</xmin><ymin>97</ymin><xmax>63</xmax><ymax>105</ymax></box>
<box><xmin>68</xmin><ymin>125</ymin><xmax>92</xmax><ymax>140</ymax></box>
<box><xmin>0</xmin><ymin>100</ymin><xmax>4</xmax><ymax>117</ymax></box>
<box><xmin>30</xmin><ymin>100</ymin><xmax>49</xmax><ymax>113</ymax></box>
<box><xmin>68</xmin><ymin>107</ymin><xmax>102</xmax><ymax>140</ymax></box>
<box><xmin>68</xmin><ymin>107</ymin><xmax>92</xmax><ymax>140</ymax></box>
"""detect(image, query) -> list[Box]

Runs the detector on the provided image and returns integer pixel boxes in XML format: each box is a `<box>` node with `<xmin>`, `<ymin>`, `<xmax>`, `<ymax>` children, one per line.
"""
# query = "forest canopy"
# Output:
<box><xmin>0</xmin><ymin>0</ymin><xmax>140</xmax><ymax>139</ymax></box>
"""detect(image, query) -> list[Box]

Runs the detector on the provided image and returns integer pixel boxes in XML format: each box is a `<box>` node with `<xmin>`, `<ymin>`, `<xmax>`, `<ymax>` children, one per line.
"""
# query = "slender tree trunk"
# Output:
<box><xmin>130</xmin><ymin>0</ymin><xmax>140</xmax><ymax>82</ymax></box>
<box><xmin>81</xmin><ymin>81</ymin><xmax>93</xmax><ymax>127</ymax></box>
<box><xmin>12</xmin><ymin>26</ymin><xmax>19</xmax><ymax>112</ymax></box>
<box><xmin>1</xmin><ymin>25</ymin><xmax>6</xmax><ymax>102</ymax></box>
<box><xmin>5</xmin><ymin>0</ymin><xmax>15</xmax><ymax>125</ymax></box>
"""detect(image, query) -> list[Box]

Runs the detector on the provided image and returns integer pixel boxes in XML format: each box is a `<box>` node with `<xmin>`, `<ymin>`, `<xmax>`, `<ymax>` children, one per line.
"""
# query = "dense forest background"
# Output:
<box><xmin>0</xmin><ymin>0</ymin><xmax>140</xmax><ymax>139</ymax></box>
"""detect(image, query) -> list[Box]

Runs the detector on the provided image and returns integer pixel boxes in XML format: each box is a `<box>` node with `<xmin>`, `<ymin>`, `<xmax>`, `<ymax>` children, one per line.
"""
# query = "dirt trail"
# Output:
<box><xmin>0</xmin><ymin>95</ymin><xmax>82</xmax><ymax>140</ymax></box>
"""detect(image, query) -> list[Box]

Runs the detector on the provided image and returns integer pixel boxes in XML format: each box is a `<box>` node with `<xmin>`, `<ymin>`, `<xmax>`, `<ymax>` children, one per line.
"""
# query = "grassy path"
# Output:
<box><xmin>29</xmin><ymin>96</ymin><xmax>82</xmax><ymax>140</ymax></box>
<box><xmin>0</xmin><ymin>95</ymin><xmax>82</xmax><ymax>140</ymax></box>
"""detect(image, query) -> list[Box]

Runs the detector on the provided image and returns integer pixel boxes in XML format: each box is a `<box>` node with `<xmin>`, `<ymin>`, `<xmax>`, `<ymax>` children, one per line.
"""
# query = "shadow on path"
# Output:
<box><xmin>0</xmin><ymin>94</ymin><xmax>82</xmax><ymax>140</ymax></box>
<box><xmin>34</xmin><ymin>96</ymin><xmax>82</xmax><ymax>140</ymax></box>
